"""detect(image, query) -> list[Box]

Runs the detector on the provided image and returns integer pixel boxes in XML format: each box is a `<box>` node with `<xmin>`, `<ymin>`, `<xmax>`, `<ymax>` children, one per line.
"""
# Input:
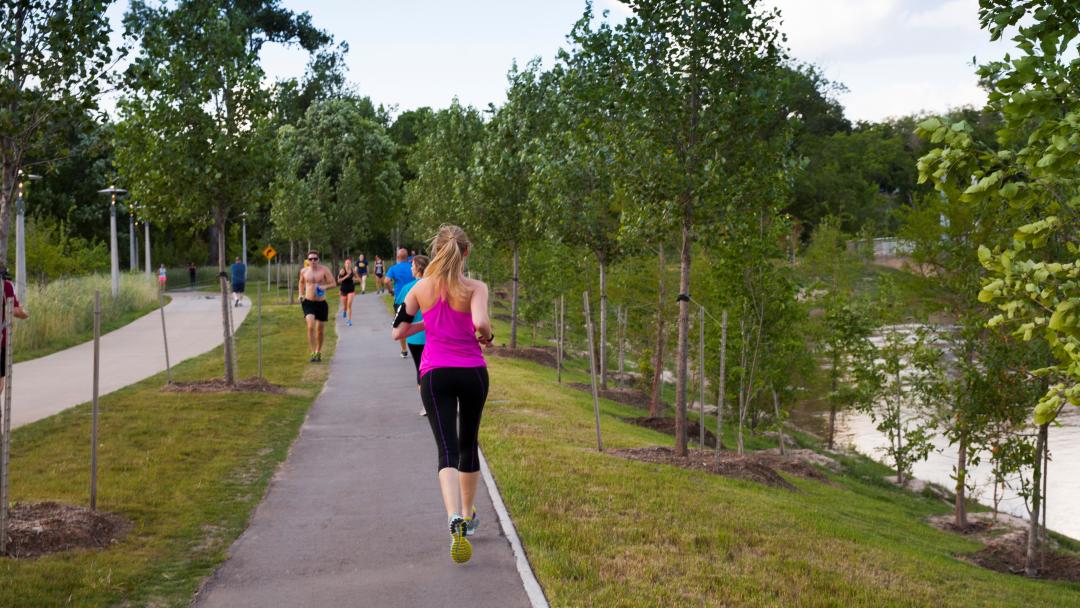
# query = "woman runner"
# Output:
<box><xmin>356</xmin><ymin>254</ymin><xmax>369</xmax><ymax>294</ymax></box>
<box><xmin>373</xmin><ymin>256</ymin><xmax>385</xmax><ymax>294</ymax></box>
<box><xmin>337</xmin><ymin>259</ymin><xmax>359</xmax><ymax>326</ymax></box>
<box><xmin>392</xmin><ymin>225</ymin><xmax>493</xmax><ymax>564</ymax></box>
<box><xmin>398</xmin><ymin>255</ymin><xmax>430</xmax><ymax>416</ymax></box>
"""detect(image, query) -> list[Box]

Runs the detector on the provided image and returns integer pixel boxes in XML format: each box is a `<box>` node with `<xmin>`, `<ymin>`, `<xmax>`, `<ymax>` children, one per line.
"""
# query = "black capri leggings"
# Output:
<box><xmin>420</xmin><ymin>367</ymin><xmax>489</xmax><ymax>473</ymax></box>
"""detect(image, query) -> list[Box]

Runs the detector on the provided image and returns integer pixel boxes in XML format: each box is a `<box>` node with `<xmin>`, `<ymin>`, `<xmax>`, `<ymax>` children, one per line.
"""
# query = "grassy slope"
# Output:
<box><xmin>14</xmin><ymin>297</ymin><xmax>168</xmax><ymax>364</ymax></box>
<box><xmin>0</xmin><ymin>297</ymin><xmax>337</xmax><ymax>607</ymax></box>
<box><xmin>481</xmin><ymin>356</ymin><xmax>1080</xmax><ymax>607</ymax></box>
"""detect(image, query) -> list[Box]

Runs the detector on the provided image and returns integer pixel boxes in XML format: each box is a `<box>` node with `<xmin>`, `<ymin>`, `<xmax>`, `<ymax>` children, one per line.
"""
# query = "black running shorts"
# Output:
<box><xmin>301</xmin><ymin>299</ymin><xmax>329</xmax><ymax>322</ymax></box>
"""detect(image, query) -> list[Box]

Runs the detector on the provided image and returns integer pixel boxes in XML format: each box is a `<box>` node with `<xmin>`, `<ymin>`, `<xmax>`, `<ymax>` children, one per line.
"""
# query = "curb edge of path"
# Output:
<box><xmin>478</xmin><ymin>448</ymin><xmax>550</xmax><ymax>608</ymax></box>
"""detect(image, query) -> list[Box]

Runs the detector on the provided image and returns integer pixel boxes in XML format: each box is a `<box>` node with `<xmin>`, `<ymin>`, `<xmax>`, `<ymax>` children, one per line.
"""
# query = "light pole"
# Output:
<box><xmin>98</xmin><ymin>186</ymin><xmax>127</xmax><ymax>298</ymax></box>
<box><xmin>15</xmin><ymin>172</ymin><xmax>42</xmax><ymax>305</ymax></box>
<box><xmin>128</xmin><ymin>202</ymin><xmax>137</xmax><ymax>272</ymax></box>
<box><xmin>241</xmin><ymin>212</ymin><xmax>248</xmax><ymax>281</ymax></box>
<box><xmin>144</xmin><ymin>219</ymin><xmax>152</xmax><ymax>276</ymax></box>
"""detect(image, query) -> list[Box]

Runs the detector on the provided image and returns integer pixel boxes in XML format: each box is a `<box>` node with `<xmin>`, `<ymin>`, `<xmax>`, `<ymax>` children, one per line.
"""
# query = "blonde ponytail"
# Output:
<box><xmin>425</xmin><ymin>225</ymin><xmax>471</xmax><ymax>302</ymax></box>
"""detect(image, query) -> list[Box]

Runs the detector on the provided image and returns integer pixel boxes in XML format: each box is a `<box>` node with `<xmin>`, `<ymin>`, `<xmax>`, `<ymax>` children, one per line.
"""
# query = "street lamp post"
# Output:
<box><xmin>128</xmin><ymin>204</ymin><xmax>137</xmax><ymax>272</ymax></box>
<box><xmin>98</xmin><ymin>186</ymin><xmax>127</xmax><ymax>298</ymax></box>
<box><xmin>144</xmin><ymin>220</ymin><xmax>152</xmax><ymax>276</ymax></box>
<box><xmin>241</xmin><ymin>212</ymin><xmax>248</xmax><ymax>281</ymax></box>
<box><xmin>15</xmin><ymin>172</ymin><xmax>42</xmax><ymax>305</ymax></box>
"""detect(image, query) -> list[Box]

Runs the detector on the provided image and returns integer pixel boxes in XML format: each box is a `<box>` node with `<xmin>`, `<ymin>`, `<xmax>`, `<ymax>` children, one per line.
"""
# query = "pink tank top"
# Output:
<box><xmin>418</xmin><ymin>298</ymin><xmax>487</xmax><ymax>377</ymax></box>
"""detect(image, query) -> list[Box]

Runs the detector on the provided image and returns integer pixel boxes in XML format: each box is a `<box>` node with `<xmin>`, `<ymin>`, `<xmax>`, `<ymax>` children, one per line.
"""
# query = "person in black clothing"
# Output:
<box><xmin>337</xmin><ymin>258</ymin><xmax>360</xmax><ymax>326</ymax></box>
<box><xmin>188</xmin><ymin>262</ymin><xmax>197</xmax><ymax>289</ymax></box>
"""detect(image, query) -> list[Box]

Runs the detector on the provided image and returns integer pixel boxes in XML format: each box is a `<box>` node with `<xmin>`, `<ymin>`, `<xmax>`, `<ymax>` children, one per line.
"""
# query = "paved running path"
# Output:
<box><xmin>11</xmin><ymin>291</ymin><xmax>249</xmax><ymax>428</ymax></box>
<box><xmin>194</xmin><ymin>293</ymin><xmax>532</xmax><ymax>608</ymax></box>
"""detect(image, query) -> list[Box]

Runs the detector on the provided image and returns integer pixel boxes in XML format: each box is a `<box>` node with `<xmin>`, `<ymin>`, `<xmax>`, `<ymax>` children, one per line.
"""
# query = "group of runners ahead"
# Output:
<box><xmin>294</xmin><ymin>226</ymin><xmax>493</xmax><ymax>565</ymax></box>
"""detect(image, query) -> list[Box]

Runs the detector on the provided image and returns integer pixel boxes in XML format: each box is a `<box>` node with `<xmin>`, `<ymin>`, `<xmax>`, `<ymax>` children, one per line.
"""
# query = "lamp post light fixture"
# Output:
<box><xmin>15</xmin><ymin>172</ymin><xmax>42</xmax><ymax>305</ymax></box>
<box><xmin>98</xmin><ymin>186</ymin><xmax>127</xmax><ymax>298</ymax></box>
<box><xmin>128</xmin><ymin>202</ymin><xmax>137</xmax><ymax>272</ymax></box>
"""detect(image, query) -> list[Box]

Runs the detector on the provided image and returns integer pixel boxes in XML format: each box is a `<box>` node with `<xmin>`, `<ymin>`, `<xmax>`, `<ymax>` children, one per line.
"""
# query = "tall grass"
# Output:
<box><xmin>15</xmin><ymin>273</ymin><xmax>160</xmax><ymax>360</ymax></box>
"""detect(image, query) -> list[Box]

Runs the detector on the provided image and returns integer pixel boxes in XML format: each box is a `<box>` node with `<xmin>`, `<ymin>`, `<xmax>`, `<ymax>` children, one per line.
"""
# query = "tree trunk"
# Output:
<box><xmin>617</xmin><ymin>306</ymin><xmax>626</xmax><ymax>375</ymax></box>
<box><xmin>715</xmin><ymin>309</ymin><xmax>727</xmax><ymax>457</ymax></box>
<box><xmin>599</xmin><ymin>255</ymin><xmax>608</xmax><ymax>390</ymax></box>
<box><xmin>649</xmin><ymin>243</ymin><xmax>666</xmax><ymax>417</ymax></box>
<box><xmin>674</xmin><ymin>213</ymin><xmax>692</xmax><ymax>457</ymax></box>
<box><xmin>737</xmin><ymin>318</ymin><xmax>747</xmax><ymax>455</ymax></box>
<box><xmin>1026</xmin><ymin>422</ymin><xmax>1048</xmax><ymax>577</ymax></box>
<box><xmin>827</xmin><ymin>354</ymin><xmax>839</xmax><ymax>450</ymax></box>
<box><xmin>955</xmin><ymin>429</ymin><xmax>968</xmax><ymax>528</ymax></box>
<box><xmin>772</xmin><ymin>388</ymin><xmax>785</xmax><ymax>456</ymax></box>
<box><xmin>510</xmin><ymin>244</ymin><xmax>519</xmax><ymax>348</ymax></box>
<box><xmin>0</xmin><ymin>159</ymin><xmax>15</xmax><ymax>266</ymax></box>
<box><xmin>215</xmin><ymin>210</ymin><xmax>235</xmax><ymax>386</ymax></box>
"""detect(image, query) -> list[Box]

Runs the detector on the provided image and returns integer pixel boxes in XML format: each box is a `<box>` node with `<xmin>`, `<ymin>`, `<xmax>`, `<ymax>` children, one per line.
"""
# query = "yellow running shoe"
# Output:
<box><xmin>449</xmin><ymin>515</ymin><xmax>472</xmax><ymax>564</ymax></box>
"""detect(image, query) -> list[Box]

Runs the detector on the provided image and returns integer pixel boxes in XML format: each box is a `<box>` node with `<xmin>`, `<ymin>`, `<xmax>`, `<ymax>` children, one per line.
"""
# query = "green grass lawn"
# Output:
<box><xmin>0</xmin><ymin>298</ymin><xmax>337</xmax><ymax>607</ymax></box>
<box><xmin>480</xmin><ymin>356</ymin><xmax>1080</xmax><ymax>607</ymax></box>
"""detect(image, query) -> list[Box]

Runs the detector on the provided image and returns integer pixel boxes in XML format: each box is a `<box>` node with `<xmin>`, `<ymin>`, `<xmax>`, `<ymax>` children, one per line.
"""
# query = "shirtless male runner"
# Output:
<box><xmin>298</xmin><ymin>250</ymin><xmax>335</xmax><ymax>362</ymax></box>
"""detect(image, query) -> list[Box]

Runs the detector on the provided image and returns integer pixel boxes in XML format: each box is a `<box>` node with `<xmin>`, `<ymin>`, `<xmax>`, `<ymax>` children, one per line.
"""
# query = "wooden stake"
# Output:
<box><xmin>699</xmin><ymin>306</ymin><xmax>706</xmax><ymax>449</ymax></box>
<box><xmin>90</xmin><ymin>291</ymin><xmax>101</xmax><ymax>510</ymax></box>
<box><xmin>257</xmin><ymin>284</ymin><xmax>264</xmax><ymax>379</ymax></box>
<box><xmin>556</xmin><ymin>295</ymin><xmax>564</xmax><ymax>384</ymax></box>
<box><xmin>715</xmin><ymin>310</ymin><xmax>727</xmax><ymax>459</ymax></box>
<box><xmin>583</xmin><ymin>292</ymin><xmax>603</xmax><ymax>452</ymax></box>
<box><xmin>0</xmin><ymin>296</ymin><xmax>13</xmax><ymax>551</ymax></box>
<box><xmin>159</xmin><ymin>286</ymin><xmax>172</xmax><ymax>384</ymax></box>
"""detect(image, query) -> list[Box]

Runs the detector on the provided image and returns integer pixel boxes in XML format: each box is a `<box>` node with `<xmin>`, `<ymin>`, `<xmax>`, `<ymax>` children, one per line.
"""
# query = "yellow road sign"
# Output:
<box><xmin>262</xmin><ymin>245</ymin><xmax>277</xmax><ymax>260</ymax></box>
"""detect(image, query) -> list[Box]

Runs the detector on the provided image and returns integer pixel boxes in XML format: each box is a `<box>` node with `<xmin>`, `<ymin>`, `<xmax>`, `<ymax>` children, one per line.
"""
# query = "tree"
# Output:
<box><xmin>471</xmin><ymin>61</ymin><xmax>553</xmax><ymax>348</ymax></box>
<box><xmin>621</xmin><ymin>0</ymin><xmax>788</xmax><ymax>455</ymax></box>
<box><xmin>916</xmin><ymin>0</ymin><xmax>1080</xmax><ymax>575</ymax></box>
<box><xmin>116</xmin><ymin>0</ymin><xmax>330</xmax><ymax>385</ymax></box>
<box><xmin>0</xmin><ymin>0</ymin><xmax>114</xmax><ymax>264</ymax></box>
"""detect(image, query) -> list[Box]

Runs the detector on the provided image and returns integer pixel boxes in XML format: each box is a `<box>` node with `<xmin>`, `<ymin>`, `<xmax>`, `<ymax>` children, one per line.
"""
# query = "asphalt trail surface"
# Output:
<box><xmin>195</xmin><ymin>292</ymin><xmax>532</xmax><ymax>608</ymax></box>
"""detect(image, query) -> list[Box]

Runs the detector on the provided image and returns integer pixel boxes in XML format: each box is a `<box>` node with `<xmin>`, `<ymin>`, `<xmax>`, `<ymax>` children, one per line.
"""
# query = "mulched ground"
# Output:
<box><xmin>487</xmin><ymin>346</ymin><xmax>561</xmax><ymax>368</ymax></box>
<box><xmin>609</xmin><ymin>446</ymin><xmax>831</xmax><ymax>491</ymax></box>
<box><xmin>966</xmin><ymin>536</ymin><xmax>1080</xmax><ymax>582</ymax></box>
<box><xmin>626</xmin><ymin>416</ymin><xmax>718</xmax><ymax>448</ymax></box>
<box><xmin>162</xmin><ymin>376</ymin><xmax>285</xmax><ymax>394</ymax></box>
<box><xmin>3</xmin><ymin>502</ymin><xmax>130</xmax><ymax>559</ymax></box>
<box><xmin>569</xmin><ymin>383</ymin><xmax>671</xmax><ymax>411</ymax></box>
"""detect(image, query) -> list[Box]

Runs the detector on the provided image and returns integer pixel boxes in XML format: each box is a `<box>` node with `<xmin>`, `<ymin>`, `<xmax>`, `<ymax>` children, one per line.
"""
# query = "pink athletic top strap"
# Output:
<box><xmin>418</xmin><ymin>298</ymin><xmax>486</xmax><ymax>377</ymax></box>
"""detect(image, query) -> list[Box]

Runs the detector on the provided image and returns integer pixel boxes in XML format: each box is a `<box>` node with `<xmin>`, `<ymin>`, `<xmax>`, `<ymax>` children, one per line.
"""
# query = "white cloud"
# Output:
<box><xmin>767</xmin><ymin>0</ymin><xmax>898</xmax><ymax>56</ymax></box>
<box><xmin>902</xmin><ymin>0</ymin><xmax>979</xmax><ymax>30</ymax></box>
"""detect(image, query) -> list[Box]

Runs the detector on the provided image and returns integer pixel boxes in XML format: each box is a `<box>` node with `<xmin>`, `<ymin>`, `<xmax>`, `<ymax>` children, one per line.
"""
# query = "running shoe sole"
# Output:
<box><xmin>450</xmin><ymin>517</ymin><xmax>472</xmax><ymax>564</ymax></box>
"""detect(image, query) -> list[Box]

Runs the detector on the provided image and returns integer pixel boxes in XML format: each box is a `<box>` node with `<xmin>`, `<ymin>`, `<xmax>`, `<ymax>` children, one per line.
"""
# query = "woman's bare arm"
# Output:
<box><xmin>470</xmin><ymin>281</ymin><xmax>493</xmax><ymax>344</ymax></box>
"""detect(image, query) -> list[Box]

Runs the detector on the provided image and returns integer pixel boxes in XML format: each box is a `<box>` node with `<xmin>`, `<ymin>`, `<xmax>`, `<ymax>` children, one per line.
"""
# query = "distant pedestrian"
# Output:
<box><xmin>385</xmin><ymin>248</ymin><xmax>415</xmax><ymax>358</ymax></box>
<box><xmin>337</xmin><ymin>258</ymin><xmax>359</xmax><ymax>326</ymax></box>
<box><xmin>230</xmin><ymin>256</ymin><xmax>246</xmax><ymax>307</ymax></box>
<box><xmin>0</xmin><ymin>267</ymin><xmax>29</xmax><ymax>397</ymax></box>
<box><xmin>356</xmin><ymin>254</ymin><xmax>369</xmax><ymax>295</ymax></box>
<box><xmin>392</xmin><ymin>225</ymin><xmax>493</xmax><ymax>564</ymax></box>
<box><xmin>158</xmin><ymin>264</ymin><xmax>168</xmax><ymax>290</ymax></box>
<box><xmin>373</xmin><ymin>255</ymin><xmax>385</xmax><ymax>294</ymax></box>
<box><xmin>188</xmin><ymin>262</ymin><xmax>197</xmax><ymax>289</ymax></box>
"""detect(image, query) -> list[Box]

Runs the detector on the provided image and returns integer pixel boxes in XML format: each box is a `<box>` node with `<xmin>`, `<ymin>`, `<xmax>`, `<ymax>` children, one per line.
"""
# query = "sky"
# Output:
<box><xmin>105</xmin><ymin>0</ymin><xmax>1016</xmax><ymax>123</ymax></box>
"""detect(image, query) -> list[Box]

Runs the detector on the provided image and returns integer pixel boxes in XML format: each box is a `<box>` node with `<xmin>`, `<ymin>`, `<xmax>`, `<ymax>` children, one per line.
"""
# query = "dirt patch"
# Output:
<box><xmin>162</xmin><ymin>377</ymin><xmax>285</xmax><ymax>394</ymax></box>
<box><xmin>3</xmin><ymin>502</ymin><xmax>130</xmax><ymax>559</ymax></box>
<box><xmin>610</xmin><ymin>446</ymin><xmax>799</xmax><ymax>490</ymax></box>
<box><xmin>626</xmin><ymin>416</ymin><xmax>718</xmax><ymax>448</ymax></box>
<box><xmin>966</xmin><ymin>536</ymin><xmax>1080</xmax><ymax>582</ymax></box>
<box><xmin>569</xmin><ymin>384</ymin><xmax>670</xmax><ymax>411</ymax></box>
<box><xmin>488</xmin><ymin>346</ymin><xmax>561</xmax><ymax>368</ymax></box>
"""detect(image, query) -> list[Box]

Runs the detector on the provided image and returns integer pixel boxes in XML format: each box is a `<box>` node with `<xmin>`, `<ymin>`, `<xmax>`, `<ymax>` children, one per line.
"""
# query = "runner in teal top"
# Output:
<box><xmin>399</xmin><ymin>255</ymin><xmax>430</xmax><ymax>417</ymax></box>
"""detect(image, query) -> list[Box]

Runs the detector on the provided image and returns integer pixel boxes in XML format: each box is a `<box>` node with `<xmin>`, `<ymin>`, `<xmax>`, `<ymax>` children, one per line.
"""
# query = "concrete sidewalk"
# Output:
<box><xmin>11</xmin><ymin>291</ymin><xmax>250</xmax><ymax>428</ymax></box>
<box><xmin>194</xmin><ymin>293</ymin><xmax>533</xmax><ymax>608</ymax></box>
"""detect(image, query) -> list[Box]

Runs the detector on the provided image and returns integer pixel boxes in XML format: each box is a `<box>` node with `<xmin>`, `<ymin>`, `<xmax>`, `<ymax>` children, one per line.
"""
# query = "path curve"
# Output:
<box><xmin>11</xmin><ymin>291</ymin><xmax>250</xmax><ymax>428</ymax></box>
<box><xmin>193</xmin><ymin>292</ymin><xmax>534</xmax><ymax>608</ymax></box>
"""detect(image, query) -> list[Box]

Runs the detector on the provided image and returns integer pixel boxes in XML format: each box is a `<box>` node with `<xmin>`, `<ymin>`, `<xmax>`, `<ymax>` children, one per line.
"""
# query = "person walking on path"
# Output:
<box><xmin>230</xmin><ymin>256</ymin><xmax>246</xmax><ymax>307</ymax></box>
<box><xmin>158</xmin><ymin>264</ymin><xmax>168</xmax><ymax>290</ymax></box>
<box><xmin>373</xmin><ymin>255</ymin><xmax>385</xmax><ymax>294</ymax></box>
<box><xmin>397</xmin><ymin>255</ymin><xmax>430</xmax><ymax>416</ymax></box>
<box><xmin>188</xmin><ymin>262</ymin><xmax>197</xmax><ymax>289</ymax></box>
<box><xmin>392</xmin><ymin>225</ymin><xmax>494</xmax><ymax>564</ymax></box>
<box><xmin>0</xmin><ymin>268</ymin><xmax>29</xmax><ymax>397</ymax></box>
<box><xmin>337</xmin><ymin>258</ymin><xmax>359</xmax><ymax>326</ymax></box>
<box><xmin>298</xmin><ymin>250</ymin><xmax>335</xmax><ymax>362</ymax></box>
<box><xmin>385</xmin><ymin>248</ymin><xmax>414</xmax><ymax>358</ymax></box>
<box><xmin>355</xmin><ymin>253</ymin><xmax>369</xmax><ymax>295</ymax></box>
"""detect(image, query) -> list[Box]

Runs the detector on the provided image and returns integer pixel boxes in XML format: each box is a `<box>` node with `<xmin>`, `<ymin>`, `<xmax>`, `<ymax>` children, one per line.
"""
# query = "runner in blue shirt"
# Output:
<box><xmin>398</xmin><ymin>255</ymin><xmax>430</xmax><ymax>415</ymax></box>
<box><xmin>230</xmin><ymin>257</ymin><xmax>246</xmax><ymax>307</ymax></box>
<box><xmin>385</xmin><ymin>248</ymin><xmax>415</xmax><ymax>358</ymax></box>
